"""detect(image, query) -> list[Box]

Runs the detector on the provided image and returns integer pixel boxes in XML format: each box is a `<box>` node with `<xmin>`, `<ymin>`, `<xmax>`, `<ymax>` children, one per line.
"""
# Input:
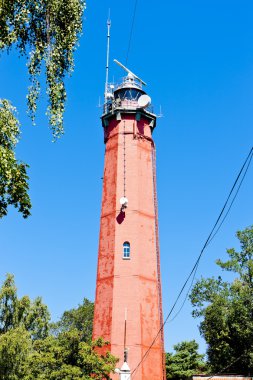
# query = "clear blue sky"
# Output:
<box><xmin>0</xmin><ymin>0</ymin><xmax>253</xmax><ymax>354</ymax></box>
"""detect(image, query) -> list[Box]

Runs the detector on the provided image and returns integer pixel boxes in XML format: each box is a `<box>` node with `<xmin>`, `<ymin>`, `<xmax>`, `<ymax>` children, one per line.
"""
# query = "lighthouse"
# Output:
<box><xmin>92</xmin><ymin>22</ymin><xmax>165</xmax><ymax>379</ymax></box>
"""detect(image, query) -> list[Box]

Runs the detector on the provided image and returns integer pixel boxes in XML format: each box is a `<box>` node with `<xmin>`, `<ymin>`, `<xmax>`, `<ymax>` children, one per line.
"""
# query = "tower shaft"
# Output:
<box><xmin>93</xmin><ymin>108</ymin><xmax>165</xmax><ymax>379</ymax></box>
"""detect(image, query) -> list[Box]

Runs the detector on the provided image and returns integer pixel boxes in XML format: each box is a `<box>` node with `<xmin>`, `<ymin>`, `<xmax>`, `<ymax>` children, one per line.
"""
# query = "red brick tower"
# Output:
<box><xmin>93</xmin><ymin>61</ymin><xmax>165</xmax><ymax>380</ymax></box>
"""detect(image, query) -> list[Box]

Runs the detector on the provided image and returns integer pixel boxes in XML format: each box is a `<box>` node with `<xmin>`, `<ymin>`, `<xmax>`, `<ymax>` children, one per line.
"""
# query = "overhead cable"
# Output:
<box><xmin>168</xmin><ymin>146</ymin><xmax>253</xmax><ymax>323</ymax></box>
<box><xmin>125</xmin><ymin>0</ymin><xmax>138</xmax><ymax>65</ymax></box>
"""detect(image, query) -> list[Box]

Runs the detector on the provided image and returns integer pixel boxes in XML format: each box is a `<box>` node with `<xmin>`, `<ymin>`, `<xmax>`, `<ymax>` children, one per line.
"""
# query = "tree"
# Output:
<box><xmin>0</xmin><ymin>0</ymin><xmax>86</xmax><ymax>138</ymax></box>
<box><xmin>166</xmin><ymin>340</ymin><xmax>206</xmax><ymax>380</ymax></box>
<box><xmin>0</xmin><ymin>274</ymin><xmax>50</xmax><ymax>338</ymax></box>
<box><xmin>0</xmin><ymin>100</ymin><xmax>31</xmax><ymax>218</ymax></box>
<box><xmin>50</xmin><ymin>298</ymin><xmax>94</xmax><ymax>342</ymax></box>
<box><xmin>25</xmin><ymin>333</ymin><xmax>117</xmax><ymax>380</ymax></box>
<box><xmin>0</xmin><ymin>274</ymin><xmax>118</xmax><ymax>379</ymax></box>
<box><xmin>0</xmin><ymin>0</ymin><xmax>86</xmax><ymax>218</ymax></box>
<box><xmin>0</xmin><ymin>327</ymin><xmax>31</xmax><ymax>380</ymax></box>
<box><xmin>190</xmin><ymin>225</ymin><xmax>253</xmax><ymax>374</ymax></box>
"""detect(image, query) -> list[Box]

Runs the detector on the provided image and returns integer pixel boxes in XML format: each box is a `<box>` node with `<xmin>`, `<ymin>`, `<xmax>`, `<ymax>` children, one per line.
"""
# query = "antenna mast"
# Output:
<box><xmin>124</xmin><ymin>308</ymin><xmax>127</xmax><ymax>361</ymax></box>
<box><xmin>105</xmin><ymin>11</ymin><xmax>111</xmax><ymax>101</ymax></box>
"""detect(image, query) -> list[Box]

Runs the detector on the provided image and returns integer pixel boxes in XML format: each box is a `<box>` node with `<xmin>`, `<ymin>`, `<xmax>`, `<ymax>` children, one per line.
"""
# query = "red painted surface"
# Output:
<box><xmin>93</xmin><ymin>111</ymin><xmax>165</xmax><ymax>380</ymax></box>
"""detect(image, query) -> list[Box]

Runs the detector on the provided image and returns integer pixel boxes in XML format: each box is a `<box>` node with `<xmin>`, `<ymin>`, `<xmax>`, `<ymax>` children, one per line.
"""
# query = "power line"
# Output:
<box><xmin>206</xmin><ymin>150</ymin><xmax>253</xmax><ymax>247</ymax></box>
<box><xmin>131</xmin><ymin>146</ymin><xmax>253</xmax><ymax>378</ymax></box>
<box><xmin>125</xmin><ymin>0</ymin><xmax>138</xmax><ymax>66</ymax></box>
<box><xmin>168</xmin><ymin>146</ymin><xmax>253</xmax><ymax>323</ymax></box>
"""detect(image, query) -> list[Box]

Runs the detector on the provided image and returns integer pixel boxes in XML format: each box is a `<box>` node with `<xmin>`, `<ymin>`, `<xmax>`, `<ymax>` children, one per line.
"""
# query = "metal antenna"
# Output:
<box><xmin>105</xmin><ymin>10</ymin><xmax>111</xmax><ymax>101</ymax></box>
<box><xmin>114</xmin><ymin>59</ymin><xmax>147</xmax><ymax>86</ymax></box>
<box><xmin>157</xmin><ymin>105</ymin><xmax>163</xmax><ymax>118</ymax></box>
<box><xmin>124</xmin><ymin>308</ymin><xmax>128</xmax><ymax>362</ymax></box>
<box><xmin>97</xmin><ymin>96</ymin><xmax>102</xmax><ymax>108</ymax></box>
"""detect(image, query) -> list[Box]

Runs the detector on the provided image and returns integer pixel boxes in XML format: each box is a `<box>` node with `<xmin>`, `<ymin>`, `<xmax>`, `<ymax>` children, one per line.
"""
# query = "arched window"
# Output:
<box><xmin>123</xmin><ymin>242</ymin><xmax>130</xmax><ymax>259</ymax></box>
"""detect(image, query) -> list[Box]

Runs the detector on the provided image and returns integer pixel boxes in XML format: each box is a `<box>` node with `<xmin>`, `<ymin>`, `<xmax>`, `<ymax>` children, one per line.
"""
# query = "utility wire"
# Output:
<box><xmin>168</xmin><ymin>147</ymin><xmax>253</xmax><ymax>323</ymax></box>
<box><xmin>206</xmin><ymin>151</ymin><xmax>253</xmax><ymax>247</ymax></box>
<box><xmin>125</xmin><ymin>0</ymin><xmax>138</xmax><ymax>65</ymax></box>
<box><xmin>131</xmin><ymin>146</ymin><xmax>253</xmax><ymax>378</ymax></box>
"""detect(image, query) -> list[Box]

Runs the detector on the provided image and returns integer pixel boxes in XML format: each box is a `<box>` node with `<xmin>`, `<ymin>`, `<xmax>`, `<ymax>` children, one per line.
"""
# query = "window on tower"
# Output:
<box><xmin>123</xmin><ymin>242</ymin><xmax>130</xmax><ymax>259</ymax></box>
<box><xmin>114</xmin><ymin>88</ymin><xmax>144</xmax><ymax>101</ymax></box>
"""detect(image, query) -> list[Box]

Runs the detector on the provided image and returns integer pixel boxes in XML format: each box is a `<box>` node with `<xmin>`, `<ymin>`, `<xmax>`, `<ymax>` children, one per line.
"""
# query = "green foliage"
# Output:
<box><xmin>0</xmin><ymin>99</ymin><xmax>31</xmax><ymax>218</ymax></box>
<box><xmin>0</xmin><ymin>0</ymin><xmax>85</xmax><ymax>217</ymax></box>
<box><xmin>25</xmin><ymin>333</ymin><xmax>117</xmax><ymax>380</ymax></box>
<box><xmin>50</xmin><ymin>298</ymin><xmax>94</xmax><ymax>342</ymax></box>
<box><xmin>0</xmin><ymin>0</ymin><xmax>86</xmax><ymax>138</ymax></box>
<box><xmin>166</xmin><ymin>340</ymin><xmax>206</xmax><ymax>380</ymax></box>
<box><xmin>0</xmin><ymin>327</ymin><xmax>31</xmax><ymax>380</ymax></box>
<box><xmin>190</xmin><ymin>226</ymin><xmax>253</xmax><ymax>374</ymax></box>
<box><xmin>0</xmin><ymin>274</ymin><xmax>50</xmax><ymax>339</ymax></box>
<box><xmin>0</xmin><ymin>274</ymin><xmax>117</xmax><ymax>379</ymax></box>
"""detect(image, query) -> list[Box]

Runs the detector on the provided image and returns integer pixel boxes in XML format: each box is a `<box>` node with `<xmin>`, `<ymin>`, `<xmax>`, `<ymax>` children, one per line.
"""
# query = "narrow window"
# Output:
<box><xmin>123</xmin><ymin>242</ymin><xmax>130</xmax><ymax>259</ymax></box>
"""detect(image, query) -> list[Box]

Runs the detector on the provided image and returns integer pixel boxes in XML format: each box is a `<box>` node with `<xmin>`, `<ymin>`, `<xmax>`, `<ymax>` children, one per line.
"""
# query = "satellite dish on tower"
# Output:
<box><xmin>138</xmin><ymin>94</ymin><xmax>151</xmax><ymax>108</ymax></box>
